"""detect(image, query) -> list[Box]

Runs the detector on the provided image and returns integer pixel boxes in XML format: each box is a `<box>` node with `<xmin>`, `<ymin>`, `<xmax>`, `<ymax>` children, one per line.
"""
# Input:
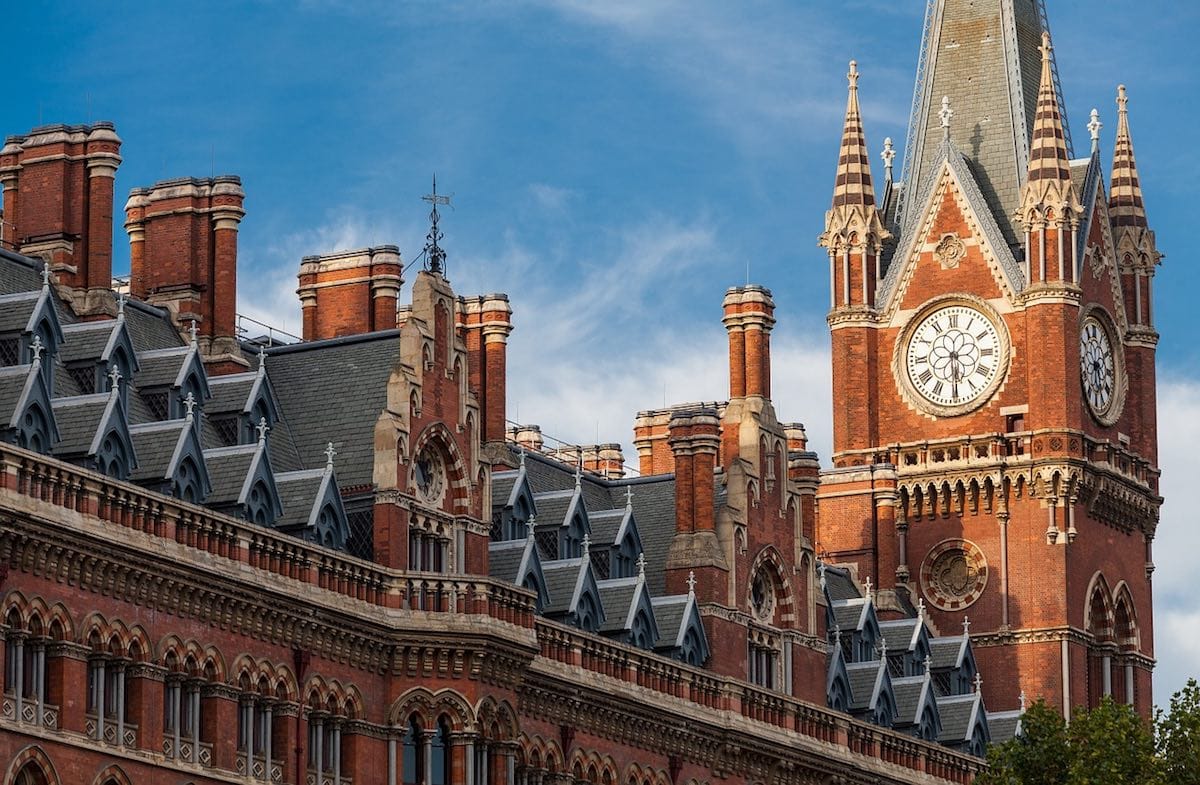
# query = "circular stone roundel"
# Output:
<box><xmin>919</xmin><ymin>539</ymin><xmax>988</xmax><ymax>612</ymax></box>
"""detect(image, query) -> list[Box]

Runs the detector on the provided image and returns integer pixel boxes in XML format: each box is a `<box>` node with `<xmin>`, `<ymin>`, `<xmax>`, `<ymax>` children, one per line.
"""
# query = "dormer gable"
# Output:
<box><xmin>135</xmin><ymin>345</ymin><xmax>211</xmax><ymax>421</ymax></box>
<box><xmin>845</xmin><ymin>657</ymin><xmax>897</xmax><ymax>728</ymax></box>
<box><xmin>490</xmin><ymin>461</ymin><xmax>538</xmax><ymax>541</ymax></box>
<box><xmin>826</xmin><ymin>642</ymin><xmax>852</xmax><ymax>713</ymax></box>
<box><xmin>532</xmin><ymin>483</ymin><xmax>591</xmax><ymax>560</ymax></box>
<box><xmin>831</xmin><ymin>596</ymin><xmax>881</xmax><ymax>663</ymax></box>
<box><xmin>51</xmin><ymin>389</ymin><xmax>136</xmax><ymax>480</ymax></box>
<box><xmin>928</xmin><ymin>633</ymin><xmax>979</xmax><ymax>697</ymax></box>
<box><xmin>0</xmin><ymin>361</ymin><xmax>59</xmax><ymax>451</ymax></box>
<box><xmin>597</xmin><ymin>573</ymin><xmax>659</xmax><ymax>650</ymax></box>
<box><xmin>892</xmin><ymin>673</ymin><xmax>943</xmax><ymax>742</ymax></box>
<box><xmin>880</xmin><ymin>616</ymin><xmax>933</xmax><ymax>677</ymax></box>
<box><xmin>274</xmin><ymin>467</ymin><xmax>350</xmax><ymax>549</ymax></box>
<box><xmin>589</xmin><ymin>503</ymin><xmax>644</xmax><ymax>580</ymax></box>
<box><xmin>204</xmin><ymin>440</ymin><xmax>282</xmax><ymax>525</ymax></box>
<box><xmin>489</xmin><ymin>533</ymin><xmax>550</xmax><ymax>612</ymax></box>
<box><xmin>129</xmin><ymin>417</ymin><xmax>211</xmax><ymax>503</ymax></box>
<box><xmin>542</xmin><ymin>556</ymin><xmax>605</xmax><ymax>633</ymax></box>
<box><xmin>205</xmin><ymin>362</ymin><xmax>282</xmax><ymax>446</ymax></box>
<box><xmin>937</xmin><ymin>691</ymin><xmax>990</xmax><ymax>757</ymax></box>
<box><xmin>0</xmin><ymin>281</ymin><xmax>65</xmax><ymax>390</ymax></box>
<box><xmin>651</xmin><ymin>592</ymin><xmax>709</xmax><ymax>667</ymax></box>
<box><xmin>59</xmin><ymin>318</ymin><xmax>139</xmax><ymax>403</ymax></box>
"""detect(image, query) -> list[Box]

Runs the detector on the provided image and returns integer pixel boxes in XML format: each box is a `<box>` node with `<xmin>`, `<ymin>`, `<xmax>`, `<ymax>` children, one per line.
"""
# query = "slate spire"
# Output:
<box><xmin>1108</xmin><ymin>84</ymin><xmax>1161</xmax><ymax>325</ymax></box>
<box><xmin>1025</xmin><ymin>33</ymin><xmax>1072</xmax><ymax>187</ymax></box>
<box><xmin>831</xmin><ymin>61</ymin><xmax>876</xmax><ymax>210</ymax></box>
<box><xmin>1109</xmin><ymin>86</ymin><xmax>1148</xmax><ymax>230</ymax></box>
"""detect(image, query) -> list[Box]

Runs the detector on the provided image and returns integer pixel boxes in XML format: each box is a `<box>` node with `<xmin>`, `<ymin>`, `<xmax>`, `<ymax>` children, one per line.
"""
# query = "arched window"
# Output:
<box><xmin>247</xmin><ymin>481</ymin><xmax>273</xmax><ymax>526</ymax></box>
<box><xmin>431</xmin><ymin>718</ymin><xmax>450</xmax><ymax>785</ymax></box>
<box><xmin>163</xmin><ymin>653</ymin><xmax>209</xmax><ymax>765</ymax></box>
<box><xmin>175</xmin><ymin>456</ymin><xmax>201</xmax><ymax>504</ymax></box>
<box><xmin>4</xmin><ymin>609</ymin><xmax>52</xmax><ymax>729</ymax></box>
<box><xmin>97</xmin><ymin>432</ymin><xmax>129</xmax><ymax>480</ymax></box>
<box><xmin>18</xmin><ymin>403</ymin><xmax>50</xmax><ymax>453</ymax></box>
<box><xmin>680</xmin><ymin>627</ymin><xmax>705</xmax><ymax>667</ymax></box>
<box><xmin>402</xmin><ymin>715</ymin><xmax>423</xmax><ymax>785</ymax></box>
<box><xmin>13</xmin><ymin>761</ymin><xmax>51</xmax><ymax>785</ymax></box>
<box><xmin>577</xmin><ymin>592</ymin><xmax>599</xmax><ymax>632</ymax></box>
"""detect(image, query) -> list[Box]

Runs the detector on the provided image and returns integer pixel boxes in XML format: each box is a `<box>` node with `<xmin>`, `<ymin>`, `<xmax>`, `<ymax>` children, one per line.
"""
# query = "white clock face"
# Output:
<box><xmin>905</xmin><ymin>305</ymin><xmax>1002</xmax><ymax>408</ymax></box>
<box><xmin>413</xmin><ymin>446</ymin><xmax>446</xmax><ymax>504</ymax></box>
<box><xmin>1080</xmin><ymin>316</ymin><xmax>1116</xmax><ymax>416</ymax></box>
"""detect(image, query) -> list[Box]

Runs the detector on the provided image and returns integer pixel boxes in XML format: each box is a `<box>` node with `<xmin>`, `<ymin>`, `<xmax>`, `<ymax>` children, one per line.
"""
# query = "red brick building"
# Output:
<box><xmin>0</xmin><ymin>2</ymin><xmax>1159</xmax><ymax>784</ymax></box>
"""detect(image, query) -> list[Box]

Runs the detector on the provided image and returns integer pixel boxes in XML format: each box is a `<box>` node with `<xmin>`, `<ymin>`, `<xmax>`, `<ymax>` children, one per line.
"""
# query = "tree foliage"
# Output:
<box><xmin>976</xmin><ymin>680</ymin><xmax>1200</xmax><ymax>785</ymax></box>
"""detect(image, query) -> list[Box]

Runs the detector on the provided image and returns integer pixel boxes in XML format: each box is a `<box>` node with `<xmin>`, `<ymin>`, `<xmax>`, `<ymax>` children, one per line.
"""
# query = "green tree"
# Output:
<box><xmin>1156</xmin><ymin>678</ymin><xmax>1200</xmax><ymax>784</ymax></box>
<box><xmin>1065</xmin><ymin>697</ymin><xmax>1155</xmax><ymax>785</ymax></box>
<box><xmin>976</xmin><ymin>701</ymin><xmax>1068</xmax><ymax>785</ymax></box>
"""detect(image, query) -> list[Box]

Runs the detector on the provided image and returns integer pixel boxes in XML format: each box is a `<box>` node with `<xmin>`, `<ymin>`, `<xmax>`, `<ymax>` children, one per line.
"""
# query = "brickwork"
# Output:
<box><xmin>297</xmin><ymin>245</ymin><xmax>403</xmax><ymax>340</ymax></box>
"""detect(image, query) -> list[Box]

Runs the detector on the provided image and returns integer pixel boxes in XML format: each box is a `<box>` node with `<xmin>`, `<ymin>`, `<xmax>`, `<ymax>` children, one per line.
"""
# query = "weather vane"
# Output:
<box><xmin>421</xmin><ymin>175</ymin><xmax>451</xmax><ymax>275</ymax></box>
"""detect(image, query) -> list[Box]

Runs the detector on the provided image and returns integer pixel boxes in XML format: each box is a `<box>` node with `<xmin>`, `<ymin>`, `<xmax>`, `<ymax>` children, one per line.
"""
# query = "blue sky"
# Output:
<box><xmin>10</xmin><ymin>1</ymin><xmax>1197</xmax><ymax>707</ymax></box>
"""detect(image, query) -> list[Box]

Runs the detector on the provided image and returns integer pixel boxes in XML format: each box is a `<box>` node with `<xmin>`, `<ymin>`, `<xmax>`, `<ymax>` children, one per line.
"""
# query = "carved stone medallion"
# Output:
<box><xmin>920</xmin><ymin>539</ymin><xmax>988</xmax><ymax>611</ymax></box>
<box><xmin>934</xmin><ymin>232</ymin><xmax>967</xmax><ymax>269</ymax></box>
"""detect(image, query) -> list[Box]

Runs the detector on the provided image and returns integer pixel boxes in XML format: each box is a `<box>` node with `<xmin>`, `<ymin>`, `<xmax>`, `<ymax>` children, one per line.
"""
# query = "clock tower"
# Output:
<box><xmin>816</xmin><ymin>0</ymin><xmax>1161</xmax><ymax>720</ymax></box>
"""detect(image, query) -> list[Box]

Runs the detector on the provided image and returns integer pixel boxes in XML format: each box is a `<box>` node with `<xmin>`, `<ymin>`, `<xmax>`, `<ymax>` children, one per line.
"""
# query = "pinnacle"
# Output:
<box><xmin>1026</xmin><ymin>32</ymin><xmax>1072</xmax><ymax>185</ymax></box>
<box><xmin>830</xmin><ymin>60</ymin><xmax>877</xmax><ymax>210</ymax></box>
<box><xmin>1110</xmin><ymin>85</ymin><xmax>1148</xmax><ymax>229</ymax></box>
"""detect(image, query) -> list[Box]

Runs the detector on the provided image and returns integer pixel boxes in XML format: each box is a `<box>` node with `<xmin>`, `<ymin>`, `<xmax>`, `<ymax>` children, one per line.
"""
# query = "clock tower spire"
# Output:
<box><xmin>817</xmin><ymin>1</ymin><xmax>1161</xmax><ymax>720</ymax></box>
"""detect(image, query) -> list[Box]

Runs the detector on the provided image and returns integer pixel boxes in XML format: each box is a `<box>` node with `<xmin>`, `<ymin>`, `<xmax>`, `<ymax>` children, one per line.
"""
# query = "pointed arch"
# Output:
<box><xmin>89</xmin><ymin>764</ymin><xmax>133</xmax><ymax>785</ymax></box>
<box><xmin>1112</xmin><ymin>582</ymin><xmax>1139</xmax><ymax>651</ymax></box>
<box><xmin>4</xmin><ymin>745</ymin><xmax>60</xmax><ymax>785</ymax></box>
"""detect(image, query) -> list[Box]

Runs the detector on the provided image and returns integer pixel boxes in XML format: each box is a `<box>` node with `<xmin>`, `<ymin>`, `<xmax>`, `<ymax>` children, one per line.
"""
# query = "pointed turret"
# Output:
<box><xmin>1016</xmin><ymin>33</ymin><xmax>1082</xmax><ymax>287</ymax></box>
<box><xmin>820</xmin><ymin>61</ymin><xmax>891</xmax><ymax>312</ymax></box>
<box><xmin>1110</xmin><ymin>85</ymin><xmax>1161</xmax><ymax>327</ymax></box>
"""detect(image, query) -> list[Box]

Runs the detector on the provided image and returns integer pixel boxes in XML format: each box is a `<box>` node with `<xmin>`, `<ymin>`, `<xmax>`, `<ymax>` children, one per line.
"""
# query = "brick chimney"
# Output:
<box><xmin>634</xmin><ymin>402</ymin><xmax>725</xmax><ymax>477</ymax></box>
<box><xmin>507</xmin><ymin>424</ymin><xmax>544</xmax><ymax>453</ymax></box>
<box><xmin>664</xmin><ymin>406</ymin><xmax>727</xmax><ymax>599</ymax></box>
<box><xmin>0</xmin><ymin>122</ymin><xmax>122</xmax><ymax>316</ymax></box>
<box><xmin>296</xmin><ymin>245</ymin><xmax>403</xmax><ymax>340</ymax></box>
<box><xmin>458</xmin><ymin>294</ymin><xmax>512</xmax><ymax>443</ymax></box>
<box><xmin>125</xmin><ymin>176</ymin><xmax>246</xmax><ymax>372</ymax></box>
<box><xmin>549</xmin><ymin>443</ymin><xmax>626</xmax><ymax>479</ymax></box>
<box><xmin>722</xmin><ymin>285</ymin><xmax>775</xmax><ymax>399</ymax></box>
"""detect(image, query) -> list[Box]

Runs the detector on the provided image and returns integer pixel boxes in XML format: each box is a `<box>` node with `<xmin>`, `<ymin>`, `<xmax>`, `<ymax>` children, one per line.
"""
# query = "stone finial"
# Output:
<box><xmin>518</xmin><ymin>446</ymin><xmax>526</xmax><ymax>470</ymax></box>
<box><xmin>974</xmin><ymin>671</ymin><xmax>983</xmax><ymax>694</ymax></box>
<box><xmin>116</xmin><ymin>292</ymin><xmax>126</xmax><ymax>320</ymax></box>
<box><xmin>107</xmin><ymin>364</ymin><xmax>122</xmax><ymax>393</ymax></box>
<box><xmin>1088</xmin><ymin>108</ymin><xmax>1102</xmax><ymax>153</ymax></box>
<box><xmin>636</xmin><ymin>552</ymin><xmax>646</xmax><ymax>581</ymax></box>
<box><xmin>818</xmin><ymin>561</ymin><xmax>827</xmax><ymax>592</ymax></box>
<box><xmin>939</xmin><ymin>96</ymin><xmax>954</xmax><ymax>139</ymax></box>
<box><xmin>833</xmin><ymin>624</ymin><xmax>842</xmax><ymax>646</ymax></box>
<box><xmin>325</xmin><ymin>441</ymin><xmax>336</xmax><ymax>472</ymax></box>
<box><xmin>625</xmin><ymin>485</ymin><xmax>634</xmax><ymax>510</ymax></box>
<box><xmin>847</xmin><ymin>59</ymin><xmax>859</xmax><ymax>89</ymax></box>
<box><xmin>574</xmin><ymin>458</ymin><xmax>582</xmax><ymax>491</ymax></box>
<box><xmin>183</xmin><ymin>392</ymin><xmax>197</xmax><ymax>421</ymax></box>
<box><xmin>687</xmin><ymin>570</ymin><xmax>697</xmax><ymax>598</ymax></box>
<box><xmin>189</xmin><ymin>319</ymin><xmax>199</xmax><ymax>348</ymax></box>
<box><xmin>1019</xmin><ymin>690</ymin><xmax>1027</xmax><ymax>712</ymax></box>
<box><xmin>925</xmin><ymin>654</ymin><xmax>932</xmax><ymax>679</ymax></box>
<box><xmin>29</xmin><ymin>335</ymin><xmax>44</xmax><ymax>365</ymax></box>
<box><xmin>962</xmin><ymin>615</ymin><xmax>971</xmax><ymax>636</ymax></box>
<box><xmin>257</xmin><ymin>343</ymin><xmax>267</xmax><ymax>373</ymax></box>
<box><xmin>917</xmin><ymin>597</ymin><xmax>926</xmax><ymax>621</ymax></box>
<box><xmin>882</xmin><ymin>136</ymin><xmax>896</xmax><ymax>181</ymax></box>
<box><xmin>879</xmin><ymin>636</ymin><xmax>888</xmax><ymax>658</ymax></box>
<box><xmin>863</xmin><ymin>576</ymin><xmax>873</xmax><ymax>601</ymax></box>
<box><xmin>527</xmin><ymin>516</ymin><xmax>537</xmax><ymax>545</ymax></box>
<box><xmin>581</xmin><ymin>533</ymin><xmax>590</xmax><ymax>556</ymax></box>
<box><xmin>41</xmin><ymin>262</ymin><xmax>51</xmax><ymax>288</ymax></box>
<box><xmin>256</xmin><ymin>416</ymin><xmax>270</xmax><ymax>444</ymax></box>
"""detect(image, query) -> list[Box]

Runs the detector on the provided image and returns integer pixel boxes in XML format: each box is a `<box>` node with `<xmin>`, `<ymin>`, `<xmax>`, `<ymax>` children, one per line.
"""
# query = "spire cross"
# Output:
<box><xmin>863</xmin><ymin>576</ymin><xmax>873</xmax><ymax>600</ymax></box>
<box><xmin>686</xmin><ymin>570</ymin><xmax>697</xmax><ymax>598</ymax></box>
<box><xmin>974</xmin><ymin>671</ymin><xmax>983</xmax><ymax>694</ymax></box>
<box><xmin>189</xmin><ymin>320</ymin><xmax>199</xmax><ymax>348</ymax></box>
<box><xmin>882</xmin><ymin>137</ymin><xmax>896</xmax><ymax>180</ymax></box>
<box><xmin>258</xmin><ymin>343</ymin><xmax>267</xmax><ymax>372</ymax></box>
<box><xmin>421</xmin><ymin>175</ymin><xmax>451</xmax><ymax>275</ymax></box>
<box><xmin>116</xmin><ymin>292</ymin><xmax>126</xmax><ymax>319</ymax></box>
<box><xmin>1117</xmin><ymin>84</ymin><xmax>1129</xmax><ymax>115</ymax></box>
<box><xmin>1039</xmin><ymin>30</ymin><xmax>1053</xmax><ymax>61</ymax></box>
<box><xmin>325</xmin><ymin>441</ymin><xmax>337</xmax><ymax>471</ymax></box>
<box><xmin>107</xmin><ymin>364</ymin><xmax>122</xmax><ymax>391</ymax></box>
<box><xmin>1088</xmin><ymin>109</ymin><xmax>1102</xmax><ymax>153</ymax></box>
<box><xmin>41</xmin><ymin>262</ymin><xmax>51</xmax><ymax>288</ymax></box>
<box><xmin>636</xmin><ymin>552</ymin><xmax>646</xmax><ymax>579</ymax></box>
<box><xmin>183</xmin><ymin>392</ymin><xmax>197</xmax><ymax>420</ymax></box>
<box><xmin>962</xmin><ymin>615</ymin><xmax>972</xmax><ymax>636</ymax></box>
<box><xmin>581</xmin><ymin>533</ymin><xmax>591</xmax><ymax>556</ymax></box>
<box><xmin>256</xmin><ymin>416</ymin><xmax>270</xmax><ymax>444</ymax></box>
<box><xmin>625</xmin><ymin>485</ymin><xmax>634</xmax><ymax>510</ymax></box>
<box><xmin>29</xmin><ymin>335</ymin><xmax>44</xmax><ymax>364</ymax></box>
<box><xmin>917</xmin><ymin>597</ymin><xmax>926</xmax><ymax>620</ymax></box>
<box><xmin>939</xmin><ymin>96</ymin><xmax>954</xmax><ymax>139</ymax></box>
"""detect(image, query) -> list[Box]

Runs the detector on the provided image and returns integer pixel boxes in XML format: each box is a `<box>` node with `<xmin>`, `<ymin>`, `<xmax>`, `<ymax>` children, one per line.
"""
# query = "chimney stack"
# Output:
<box><xmin>722</xmin><ymin>285</ymin><xmax>775</xmax><ymax>399</ymax></box>
<box><xmin>125</xmin><ymin>175</ymin><xmax>246</xmax><ymax>372</ymax></box>
<box><xmin>507</xmin><ymin>424</ymin><xmax>544</xmax><ymax>453</ymax></box>
<box><xmin>668</xmin><ymin>408</ymin><xmax>721</xmax><ymax>534</ymax></box>
<box><xmin>297</xmin><ymin>245</ymin><xmax>403</xmax><ymax>340</ymax></box>
<box><xmin>458</xmin><ymin>294</ymin><xmax>513</xmax><ymax>443</ymax></box>
<box><xmin>0</xmin><ymin>122</ymin><xmax>122</xmax><ymax>316</ymax></box>
<box><xmin>634</xmin><ymin>402</ymin><xmax>725</xmax><ymax>477</ymax></box>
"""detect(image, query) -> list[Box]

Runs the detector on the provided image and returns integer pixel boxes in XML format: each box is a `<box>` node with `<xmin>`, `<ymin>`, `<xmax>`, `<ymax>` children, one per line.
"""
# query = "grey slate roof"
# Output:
<box><xmin>122</xmin><ymin>301</ymin><xmax>184</xmax><ymax>353</ymax></box>
<box><xmin>263</xmin><ymin>331</ymin><xmax>401</xmax><ymax>488</ymax></box>
<box><xmin>0</xmin><ymin>291</ymin><xmax>40</xmax><ymax>333</ymax></box>
<box><xmin>597</xmin><ymin>578</ymin><xmax>639</xmax><ymax>633</ymax></box>
<box><xmin>879</xmin><ymin>618</ymin><xmax>923</xmax><ymax>653</ymax></box>
<box><xmin>274</xmin><ymin>469</ymin><xmax>327</xmax><ymax>529</ymax></box>
<box><xmin>50</xmin><ymin>395</ymin><xmax>110</xmax><ymax>455</ymax></box>
<box><xmin>206</xmin><ymin>372</ymin><xmax>257</xmax><ymax>413</ymax></box>
<box><xmin>0</xmin><ymin>251</ymin><xmax>45</xmax><ymax>295</ymax></box>
<box><xmin>937</xmin><ymin>693</ymin><xmax>981</xmax><ymax>743</ymax></box>
<box><xmin>901</xmin><ymin>0</ymin><xmax>1053</xmax><ymax>248</ymax></box>
<box><xmin>929</xmin><ymin>636</ymin><xmax>969</xmax><ymax>670</ymax></box>
<box><xmin>892</xmin><ymin>675</ymin><xmax>932</xmax><ymax>724</ymax></box>
<box><xmin>650</xmin><ymin>595</ymin><xmax>688</xmax><ymax>648</ymax></box>
<box><xmin>491</xmin><ymin>470</ymin><xmax>520</xmax><ymax>510</ymax></box>
<box><xmin>58</xmin><ymin>321</ymin><xmax>118</xmax><ymax>364</ymax></box>
<box><xmin>987</xmin><ymin>710</ymin><xmax>1022</xmax><ymax>743</ymax></box>
<box><xmin>823</xmin><ymin>566</ymin><xmax>861</xmax><ymax>602</ymax></box>
<box><xmin>128</xmin><ymin>420</ymin><xmax>188</xmax><ymax>482</ymax></box>
<box><xmin>542</xmin><ymin>558</ymin><xmax>586</xmax><ymax>615</ymax></box>
<box><xmin>847</xmin><ymin>661</ymin><xmax>885</xmax><ymax>712</ymax></box>
<box><xmin>832</xmin><ymin>599</ymin><xmax>870</xmax><ymax>633</ymax></box>
<box><xmin>488</xmin><ymin>539</ymin><xmax>526</xmax><ymax>583</ymax></box>
<box><xmin>0</xmin><ymin>366</ymin><xmax>35</xmax><ymax>428</ymax></box>
<box><xmin>204</xmin><ymin>444</ymin><xmax>260</xmax><ymax>505</ymax></box>
<box><xmin>135</xmin><ymin>347</ymin><xmax>193</xmax><ymax>389</ymax></box>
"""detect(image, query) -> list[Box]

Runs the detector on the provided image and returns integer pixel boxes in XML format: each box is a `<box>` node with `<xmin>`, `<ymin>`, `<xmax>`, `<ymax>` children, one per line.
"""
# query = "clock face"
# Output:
<box><xmin>905</xmin><ymin>304</ymin><xmax>1002</xmax><ymax>409</ymax></box>
<box><xmin>1080</xmin><ymin>316</ymin><xmax>1116</xmax><ymax>416</ymax></box>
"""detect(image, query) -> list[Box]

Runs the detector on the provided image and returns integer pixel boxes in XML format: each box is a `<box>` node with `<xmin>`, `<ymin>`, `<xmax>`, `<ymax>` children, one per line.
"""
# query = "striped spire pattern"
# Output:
<box><xmin>1026</xmin><ymin>32</ymin><xmax>1071</xmax><ymax>184</ymax></box>
<box><xmin>1110</xmin><ymin>85</ymin><xmax>1147</xmax><ymax>228</ymax></box>
<box><xmin>831</xmin><ymin>61</ymin><xmax>876</xmax><ymax>208</ymax></box>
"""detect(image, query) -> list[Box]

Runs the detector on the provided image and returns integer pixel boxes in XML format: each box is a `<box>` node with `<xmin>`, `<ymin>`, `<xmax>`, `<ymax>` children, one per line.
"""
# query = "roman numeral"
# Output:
<box><xmin>976</xmin><ymin>330</ymin><xmax>990</xmax><ymax>340</ymax></box>
<box><xmin>981</xmin><ymin>347</ymin><xmax>993</xmax><ymax>357</ymax></box>
<box><xmin>919</xmin><ymin>370</ymin><xmax>933</xmax><ymax>384</ymax></box>
<box><xmin>932</xmin><ymin>381</ymin><xmax>945</xmax><ymax>397</ymax></box>
<box><xmin>948</xmin><ymin>314</ymin><xmax>959</xmax><ymax>328</ymax></box>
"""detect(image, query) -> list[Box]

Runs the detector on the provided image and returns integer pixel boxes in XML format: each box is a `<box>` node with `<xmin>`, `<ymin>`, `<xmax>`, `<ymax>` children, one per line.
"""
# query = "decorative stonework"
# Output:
<box><xmin>920</xmin><ymin>539</ymin><xmax>988</xmax><ymax>611</ymax></box>
<box><xmin>934</xmin><ymin>232</ymin><xmax>966</xmax><ymax>269</ymax></box>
